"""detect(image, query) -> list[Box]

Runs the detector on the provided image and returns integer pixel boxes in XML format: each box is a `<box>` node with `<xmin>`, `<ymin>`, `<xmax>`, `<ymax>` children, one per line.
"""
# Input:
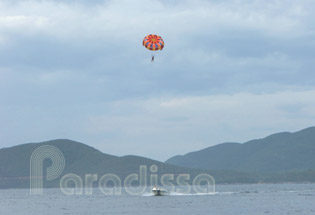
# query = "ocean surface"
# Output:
<box><xmin>1</xmin><ymin>183</ymin><xmax>315</xmax><ymax>215</ymax></box>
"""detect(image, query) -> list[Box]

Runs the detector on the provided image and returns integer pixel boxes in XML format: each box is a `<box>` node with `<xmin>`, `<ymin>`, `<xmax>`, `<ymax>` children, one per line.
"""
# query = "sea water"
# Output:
<box><xmin>1</xmin><ymin>183</ymin><xmax>315</xmax><ymax>215</ymax></box>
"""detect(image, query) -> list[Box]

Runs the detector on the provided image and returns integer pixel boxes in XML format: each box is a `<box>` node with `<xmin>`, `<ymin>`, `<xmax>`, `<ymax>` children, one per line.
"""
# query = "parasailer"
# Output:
<box><xmin>143</xmin><ymin>34</ymin><xmax>164</xmax><ymax>62</ymax></box>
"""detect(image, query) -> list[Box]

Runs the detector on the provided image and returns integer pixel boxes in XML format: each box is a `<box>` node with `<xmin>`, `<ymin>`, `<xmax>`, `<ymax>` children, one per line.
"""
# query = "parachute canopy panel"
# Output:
<box><xmin>143</xmin><ymin>34</ymin><xmax>164</xmax><ymax>51</ymax></box>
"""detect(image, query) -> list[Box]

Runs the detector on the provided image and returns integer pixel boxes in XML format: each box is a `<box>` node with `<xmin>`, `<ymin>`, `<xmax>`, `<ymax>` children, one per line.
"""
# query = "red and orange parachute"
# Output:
<box><xmin>143</xmin><ymin>34</ymin><xmax>164</xmax><ymax>51</ymax></box>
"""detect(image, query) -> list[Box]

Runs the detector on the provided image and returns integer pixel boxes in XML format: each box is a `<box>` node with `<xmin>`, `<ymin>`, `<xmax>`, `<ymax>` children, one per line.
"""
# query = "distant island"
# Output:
<box><xmin>1</xmin><ymin>126</ymin><xmax>315</xmax><ymax>189</ymax></box>
<box><xmin>166</xmin><ymin>126</ymin><xmax>315</xmax><ymax>183</ymax></box>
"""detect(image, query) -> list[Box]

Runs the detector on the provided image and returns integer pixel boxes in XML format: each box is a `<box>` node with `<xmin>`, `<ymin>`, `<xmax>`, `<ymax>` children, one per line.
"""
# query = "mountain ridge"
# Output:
<box><xmin>166</xmin><ymin>126</ymin><xmax>315</xmax><ymax>173</ymax></box>
<box><xmin>2</xmin><ymin>126</ymin><xmax>315</xmax><ymax>189</ymax></box>
<box><xmin>0</xmin><ymin>139</ymin><xmax>254</xmax><ymax>189</ymax></box>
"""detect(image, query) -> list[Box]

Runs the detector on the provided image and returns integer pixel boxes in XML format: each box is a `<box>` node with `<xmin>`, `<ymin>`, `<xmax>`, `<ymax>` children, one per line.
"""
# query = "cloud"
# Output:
<box><xmin>84</xmin><ymin>89</ymin><xmax>315</xmax><ymax>160</ymax></box>
<box><xmin>1</xmin><ymin>0</ymin><xmax>315</xmax><ymax>160</ymax></box>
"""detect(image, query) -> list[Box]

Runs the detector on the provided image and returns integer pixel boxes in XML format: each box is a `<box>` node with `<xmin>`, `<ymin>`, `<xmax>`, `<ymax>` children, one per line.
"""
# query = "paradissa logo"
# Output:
<box><xmin>30</xmin><ymin>145</ymin><xmax>215</xmax><ymax>195</ymax></box>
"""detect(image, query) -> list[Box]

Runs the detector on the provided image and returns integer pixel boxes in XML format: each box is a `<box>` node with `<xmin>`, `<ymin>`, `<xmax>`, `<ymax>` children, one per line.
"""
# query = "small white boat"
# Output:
<box><xmin>152</xmin><ymin>186</ymin><xmax>168</xmax><ymax>196</ymax></box>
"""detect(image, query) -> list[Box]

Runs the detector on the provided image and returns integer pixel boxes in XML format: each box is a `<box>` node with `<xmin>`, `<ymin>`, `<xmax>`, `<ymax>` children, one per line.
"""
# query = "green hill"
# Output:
<box><xmin>0</xmin><ymin>139</ymin><xmax>251</xmax><ymax>189</ymax></box>
<box><xmin>166</xmin><ymin>127</ymin><xmax>315</xmax><ymax>173</ymax></box>
<box><xmin>2</xmin><ymin>126</ymin><xmax>315</xmax><ymax>190</ymax></box>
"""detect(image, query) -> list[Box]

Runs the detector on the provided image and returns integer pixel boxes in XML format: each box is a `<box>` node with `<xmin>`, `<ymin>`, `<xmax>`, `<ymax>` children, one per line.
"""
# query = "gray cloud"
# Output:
<box><xmin>1</xmin><ymin>0</ymin><xmax>315</xmax><ymax>160</ymax></box>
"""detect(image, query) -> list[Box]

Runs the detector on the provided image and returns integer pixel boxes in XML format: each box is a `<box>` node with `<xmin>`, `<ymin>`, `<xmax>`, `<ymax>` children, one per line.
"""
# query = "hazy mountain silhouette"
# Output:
<box><xmin>0</xmin><ymin>139</ymin><xmax>251</xmax><ymax>189</ymax></box>
<box><xmin>166</xmin><ymin>127</ymin><xmax>315</xmax><ymax>173</ymax></box>
<box><xmin>2</xmin><ymin>127</ymin><xmax>315</xmax><ymax>189</ymax></box>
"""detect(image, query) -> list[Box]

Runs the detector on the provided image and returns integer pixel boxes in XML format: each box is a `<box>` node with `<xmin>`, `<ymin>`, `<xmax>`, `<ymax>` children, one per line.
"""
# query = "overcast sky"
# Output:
<box><xmin>1</xmin><ymin>0</ymin><xmax>315</xmax><ymax>161</ymax></box>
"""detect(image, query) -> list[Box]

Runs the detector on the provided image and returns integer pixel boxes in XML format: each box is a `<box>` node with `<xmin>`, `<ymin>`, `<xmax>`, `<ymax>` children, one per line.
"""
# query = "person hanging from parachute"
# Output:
<box><xmin>143</xmin><ymin>34</ymin><xmax>164</xmax><ymax>62</ymax></box>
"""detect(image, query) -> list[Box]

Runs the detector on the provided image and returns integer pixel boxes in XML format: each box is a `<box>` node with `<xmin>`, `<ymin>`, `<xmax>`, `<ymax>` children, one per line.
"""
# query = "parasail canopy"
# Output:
<box><xmin>143</xmin><ymin>34</ymin><xmax>164</xmax><ymax>51</ymax></box>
